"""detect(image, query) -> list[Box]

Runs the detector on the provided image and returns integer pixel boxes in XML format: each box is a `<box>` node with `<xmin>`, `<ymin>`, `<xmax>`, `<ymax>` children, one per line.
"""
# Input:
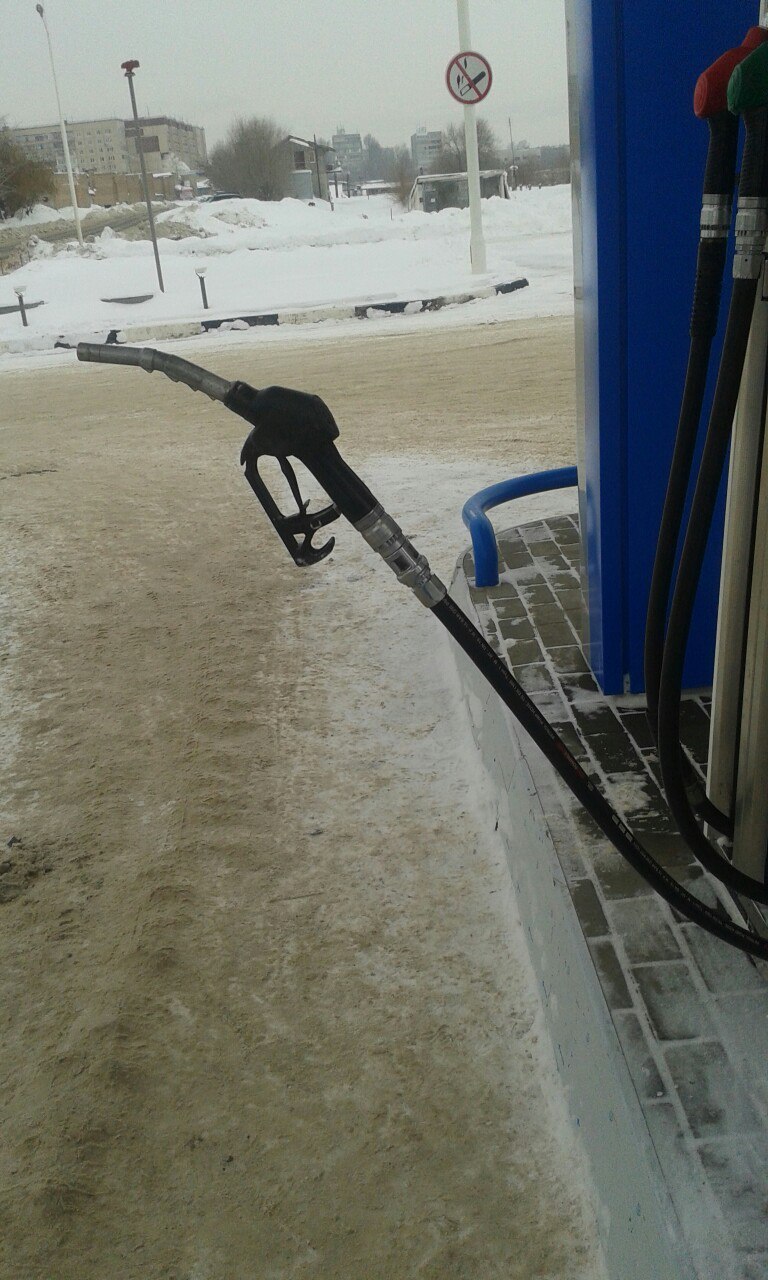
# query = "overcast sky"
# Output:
<box><xmin>2</xmin><ymin>1</ymin><xmax>569</xmax><ymax>152</ymax></box>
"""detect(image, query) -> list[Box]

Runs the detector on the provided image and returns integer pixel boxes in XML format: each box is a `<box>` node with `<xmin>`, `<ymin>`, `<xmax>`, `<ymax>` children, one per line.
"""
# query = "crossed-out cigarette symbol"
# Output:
<box><xmin>456</xmin><ymin>57</ymin><xmax>487</xmax><ymax>98</ymax></box>
<box><xmin>447</xmin><ymin>52</ymin><xmax>492</xmax><ymax>104</ymax></box>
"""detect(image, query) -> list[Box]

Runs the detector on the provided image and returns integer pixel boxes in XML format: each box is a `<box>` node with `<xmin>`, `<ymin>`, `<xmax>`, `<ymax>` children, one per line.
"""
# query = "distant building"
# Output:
<box><xmin>123</xmin><ymin>116</ymin><xmax>207</xmax><ymax>175</ymax></box>
<box><xmin>331</xmin><ymin>128</ymin><xmax>364</xmax><ymax>178</ymax></box>
<box><xmin>282</xmin><ymin>135</ymin><xmax>336</xmax><ymax>200</ymax></box>
<box><xmin>10</xmin><ymin>118</ymin><xmax>132</xmax><ymax>173</ymax></box>
<box><xmin>410</xmin><ymin>127</ymin><xmax>442</xmax><ymax>172</ymax></box>
<box><xmin>10</xmin><ymin>115</ymin><xmax>207</xmax><ymax>179</ymax></box>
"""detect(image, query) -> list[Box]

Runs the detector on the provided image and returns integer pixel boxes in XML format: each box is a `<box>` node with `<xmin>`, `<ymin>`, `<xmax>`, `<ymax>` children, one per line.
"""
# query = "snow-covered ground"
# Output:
<box><xmin>0</xmin><ymin>188</ymin><xmax>573</xmax><ymax>350</ymax></box>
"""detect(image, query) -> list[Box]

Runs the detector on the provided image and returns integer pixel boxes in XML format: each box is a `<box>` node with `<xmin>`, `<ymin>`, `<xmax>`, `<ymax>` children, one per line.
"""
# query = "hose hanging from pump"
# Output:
<box><xmin>656</xmin><ymin>43</ymin><xmax>768</xmax><ymax>904</ymax></box>
<box><xmin>644</xmin><ymin>27</ymin><xmax>768</xmax><ymax>838</ymax></box>
<box><xmin>76</xmin><ymin>340</ymin><xmax>768</xmax><ymax>960</ymax></box>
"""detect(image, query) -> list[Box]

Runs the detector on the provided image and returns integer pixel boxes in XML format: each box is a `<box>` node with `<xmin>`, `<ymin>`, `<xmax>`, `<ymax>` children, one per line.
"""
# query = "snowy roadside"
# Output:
<box><xmin>0</xmin><ymin>187</ymin><xmax>573</xmax><ymax>352</ymax></box>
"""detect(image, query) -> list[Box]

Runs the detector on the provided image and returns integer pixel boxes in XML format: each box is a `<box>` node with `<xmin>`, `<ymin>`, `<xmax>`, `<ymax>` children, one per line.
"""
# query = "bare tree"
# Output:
<box><xmin>385</xmin><ymin>145</ymin><xmax>415</xmax><ymax>206</ymax></box>
<box><xmin>0</xmin><ymin>128</ymin><xmax>54</xmax><ymax>217</ymax></box>
<box><xmin>208</xmin><ymin>117</ymin><xmax>292</xmax><ymax>201</ymax></box>
<box><xmin>429</xmin><ymin>119</ymin><xmax>501</xmax><ymax>174</ymax></box>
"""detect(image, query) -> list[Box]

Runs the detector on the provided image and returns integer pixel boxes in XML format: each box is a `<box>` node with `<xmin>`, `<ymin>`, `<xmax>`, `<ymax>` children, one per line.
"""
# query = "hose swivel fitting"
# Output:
<box><xmin>700</xmin><ymin>193</ymin><xmax>733</xmax><ymax>240</ymax></box>
<box><xmin>733</xmin><ymin>196</ymin><xmax>768</xmax><ymax>277</ymax></box>
<box><xmin>356</xmin><ymin>506</ymin><xmax>447</xmax><ymax>608</ymax></box>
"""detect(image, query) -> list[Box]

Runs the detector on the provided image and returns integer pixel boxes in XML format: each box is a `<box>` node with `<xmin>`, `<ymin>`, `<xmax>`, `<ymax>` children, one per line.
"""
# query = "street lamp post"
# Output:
<box><xmin>456</xmin><ymin>0</ymin><xmax>487</xmax><ymax>273</ymax></box>
<box><xmin>35</xmin><ymin>4</ymin><xmax>84</xmax><ymax>249</ymax></box>
<box><xmin>121</xmin><ymin>59</ymin><xmax>164</xmax><ymax>293</ymax></box>
<box><xmin>14</xmin><ymin>285</ymin><xmax>28</xmax><ymax>327</ymax></box>
<box><xmin>195</xmin><ymin>266</ymin><xmax>209</xmax><ymax>310</ymax></box>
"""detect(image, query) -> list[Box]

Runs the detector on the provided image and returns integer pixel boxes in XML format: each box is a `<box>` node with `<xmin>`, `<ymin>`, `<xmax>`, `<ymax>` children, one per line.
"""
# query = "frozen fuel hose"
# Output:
<box><xmin>76</xmin><ymin>341</ymin><xmax>768</xmax><ymax>959</ymax></box>
<box><xmin>644</xmin><ymin>26</ymin><xmax>768</xmax><ymax>838</ymax></box>
<box><xmin>656</xmin><ymin>44</ymin><xmax>768</xmax><ymax>903</ymax></box>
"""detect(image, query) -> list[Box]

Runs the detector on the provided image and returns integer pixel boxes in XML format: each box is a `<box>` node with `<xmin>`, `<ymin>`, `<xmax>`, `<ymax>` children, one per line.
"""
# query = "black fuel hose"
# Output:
<box><xmin>656</xmin><ymin>103</ymin><xmax>768</xmax><ymax>903</ymax></box>
<box><xmin>656</xmin><ymin>278</ymin><xmax>768</xmax><ymax>902</ymax></box>
<box><xmin>644</xmin><ymin>109</ymin><xmax>738</xmax><ymax>836</ymax></box>
<box><xmin>643</xmin><ymin>252</ymin><xmax>724</xmax><ymax>731</ymax></box>
<box><xmin>74</xmin><ymin>343</ymin><xmax>768</xmax><ymax>957</ymax></box>
<box><xmin>228</xmin><ymin>378</ymin><xmax>768</xmax><ymax>953</ymax></box>
<box><xmin>434</xmin><ymin>593</ymin><xmax>768</xmax><ymax>959</ymax></box>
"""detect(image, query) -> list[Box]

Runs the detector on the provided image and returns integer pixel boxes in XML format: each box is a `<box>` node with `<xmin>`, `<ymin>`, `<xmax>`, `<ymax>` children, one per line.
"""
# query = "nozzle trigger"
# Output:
<box><xmin>241</xmin><ymin>452</ymin><xmax>339</xmax><ymax>567</ymax></box>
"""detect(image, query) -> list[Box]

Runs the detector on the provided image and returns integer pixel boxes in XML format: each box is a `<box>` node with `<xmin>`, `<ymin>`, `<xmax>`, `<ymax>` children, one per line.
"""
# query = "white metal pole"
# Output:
<box><xmin>35</xmin><ymin>4</ymin><xmax>84</xmax><ymax>249</ymax></box>
<box><xmin>456</xmin><ymin>0</ymin><xmax>487</xmax><ymax>273</ymax></box>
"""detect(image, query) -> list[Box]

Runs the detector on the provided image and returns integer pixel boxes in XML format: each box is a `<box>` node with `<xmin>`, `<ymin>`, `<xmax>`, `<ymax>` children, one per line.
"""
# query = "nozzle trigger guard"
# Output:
<box><xmin>241</xmin><ymin>453</ymin><xmax>339</xmax><ymax>567</ymax></box>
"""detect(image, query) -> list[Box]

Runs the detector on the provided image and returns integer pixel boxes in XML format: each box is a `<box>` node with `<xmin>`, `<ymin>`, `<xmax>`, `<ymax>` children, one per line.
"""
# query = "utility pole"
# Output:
<box><xmin>312</xmin><ymin>134</ymin><xmax>324</xmax><ymax>200</ymax></box>
<box><xmin>456</xmin><ymin>0</ymin><xmax>487</xmax><ymax>273</ymax></box>
<box><xmin>35</xmin><ymin>4</ymin><xmax>84</xmax><ymax>248</ymax></box>
<box><xmin>121</xmin><ymin>59</ymin><xmax>164</xmax><ymax>292</ymax></box>
<box><xmin>508</xmin><ymin>115</ymin><xmax>516</xmax><ymax>190</ymax></box>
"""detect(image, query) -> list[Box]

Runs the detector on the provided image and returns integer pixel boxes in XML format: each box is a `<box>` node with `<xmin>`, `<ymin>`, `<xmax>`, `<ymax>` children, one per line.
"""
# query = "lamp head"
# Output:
<box><xmin>121</xmin><ymin>59</ymin><xmax>140</xmax><ymax>76</ymax></box>
<box><xmin>195</xmin><ymin>266</ymin><xmax>207</xmax><ymax>277</ymax></box>
<box><xmin>13</xmin><ymin>285</ymin><xmax>25</xmax><ymax>297</ymax></box>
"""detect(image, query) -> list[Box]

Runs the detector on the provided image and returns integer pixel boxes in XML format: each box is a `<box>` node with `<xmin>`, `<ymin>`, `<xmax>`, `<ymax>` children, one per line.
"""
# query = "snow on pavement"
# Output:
<box><xmin>0</xmin><ymin>327</ymin><xmax>606</xmax><ymax>1275</ymax></box>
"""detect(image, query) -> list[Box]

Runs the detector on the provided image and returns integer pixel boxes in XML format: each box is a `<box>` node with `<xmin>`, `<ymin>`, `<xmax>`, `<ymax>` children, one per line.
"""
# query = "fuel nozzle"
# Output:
<box><xmin>728</xmin><ymin>37</ymin><xmax>768</xmax><ymax>115</ymax></box>
<box><xmin>727</xmin><ymin>41</ymin><xmax>768</xmax><ymax>278</ymax></box>
<box><xmin>692</xmin><ymin>27</ymin><xmax>768</xmax><ymax>258</ymax></box>
<box><xmin>694</xmin><ymin>27</ymin><xmax>768</xmax><ymax>121</ymax></box>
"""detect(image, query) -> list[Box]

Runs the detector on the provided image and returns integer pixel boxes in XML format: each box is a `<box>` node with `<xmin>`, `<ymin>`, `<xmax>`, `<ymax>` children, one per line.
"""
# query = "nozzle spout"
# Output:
<box><xmin>76</xmin><ymin>342</ymin><xmax>234</xmax><ymax>403</ymax></box>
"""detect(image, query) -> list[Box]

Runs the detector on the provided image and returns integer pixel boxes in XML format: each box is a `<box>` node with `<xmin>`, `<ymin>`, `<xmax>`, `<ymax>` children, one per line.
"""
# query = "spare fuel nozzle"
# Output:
<box><xmin>728</xmin><ymin>37</ymin><xmax>768</xmax><ymax>115</ymax></box>
<box><xmin>726</xmin><ymin>41</ymin><xmax>768</xmax><ymax>278</ymax></box>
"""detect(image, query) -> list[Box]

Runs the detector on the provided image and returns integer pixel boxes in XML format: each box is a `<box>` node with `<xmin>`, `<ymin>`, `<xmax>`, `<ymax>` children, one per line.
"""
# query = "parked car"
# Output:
<box><xmin>200</xmin><ymin>191</ymin><xmax>242</xmax><ymax>202</ymax></box>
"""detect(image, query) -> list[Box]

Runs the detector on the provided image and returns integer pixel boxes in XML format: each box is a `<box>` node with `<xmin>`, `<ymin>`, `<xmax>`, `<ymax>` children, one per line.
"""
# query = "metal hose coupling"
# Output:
<box><xmin>733</xmin><ymin>196</ymin><xmax>768</xmax><ymax>277</ymax></box>
<box><xmin>356</xmin><ymin>505</ymin><xmax>447</xmax><ymax>608</ymax></box>
<box><xmin>699</xmin><ymin>193</ymin><xmax>732</xmax><ymax>240</ymax></box>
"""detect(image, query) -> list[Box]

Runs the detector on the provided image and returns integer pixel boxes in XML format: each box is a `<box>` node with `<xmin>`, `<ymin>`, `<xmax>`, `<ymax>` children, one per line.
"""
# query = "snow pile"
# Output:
<box><xmin>0</xmin><ymin>187</ymin><xmax>573</xmax><ymax>349</ymax></box>
<box><xmin>157</xmin><ymin>189</ymin><xmax>572</xmax><ymax>254</ymax></box>
<box><xmin>2</xmin><ymin>203</ymin><xmax>71</xmax><ymax>225</ymax></box>
<box><xmin>1</xmin><ymin>201</ymin><xmax>118</xmax><ymax>225</ymax></box>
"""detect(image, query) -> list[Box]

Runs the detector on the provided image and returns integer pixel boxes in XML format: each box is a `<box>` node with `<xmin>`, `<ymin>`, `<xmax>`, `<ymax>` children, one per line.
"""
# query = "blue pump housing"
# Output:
<box><xmin>565</xmin><ymin>0</ymin><xmax>756</xmax><ymax>693</ymax></box>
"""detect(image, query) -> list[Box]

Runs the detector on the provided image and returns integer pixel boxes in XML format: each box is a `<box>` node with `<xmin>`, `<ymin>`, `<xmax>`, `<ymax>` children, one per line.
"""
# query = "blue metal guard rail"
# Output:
<box><xmin>462</xmin><ymin>466</ymin><xmax>578</xmax><ymax>587</ymax></box>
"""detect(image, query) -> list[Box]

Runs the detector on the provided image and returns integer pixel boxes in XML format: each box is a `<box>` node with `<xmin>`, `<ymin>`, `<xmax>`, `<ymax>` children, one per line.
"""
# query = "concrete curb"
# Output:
<box><xmin>0</xmin><ymin>278</ymin><xmax>528</xmax><ymax>356</ymax></box>
<box><xmin>450</xmin><ymin>562</ymin><xmax>700</xmax><ymax>1280</ymax></box>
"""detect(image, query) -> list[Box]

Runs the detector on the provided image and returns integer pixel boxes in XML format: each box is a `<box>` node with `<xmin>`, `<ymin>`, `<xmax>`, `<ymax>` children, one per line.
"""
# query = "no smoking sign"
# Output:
<box><xmin>446</xmin><ymin>50</ymin><xmax>493</xmax><ymax>105</ymax></box>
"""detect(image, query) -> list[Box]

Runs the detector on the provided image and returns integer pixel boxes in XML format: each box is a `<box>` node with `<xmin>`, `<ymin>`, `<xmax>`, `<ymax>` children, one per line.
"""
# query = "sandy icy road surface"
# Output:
<box><xmin>0</xmin><ymin>316</ymin><xmax>603</xmax><ymax>1279</ymax></box>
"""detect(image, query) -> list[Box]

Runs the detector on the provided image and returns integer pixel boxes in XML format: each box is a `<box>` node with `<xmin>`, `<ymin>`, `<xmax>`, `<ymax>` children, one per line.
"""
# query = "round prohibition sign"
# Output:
<box><xmin>446</xmin><ymin>50</ymin><xmax>493</xmax><ymax>105</ymax></box>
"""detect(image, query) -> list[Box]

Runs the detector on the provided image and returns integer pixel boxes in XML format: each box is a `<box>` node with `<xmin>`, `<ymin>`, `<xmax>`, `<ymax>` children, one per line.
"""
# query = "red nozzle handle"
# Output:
<box><xmin>694</xmin><ymin>27</ymin><xmax>768</xmax><ymax>118</ymax></box>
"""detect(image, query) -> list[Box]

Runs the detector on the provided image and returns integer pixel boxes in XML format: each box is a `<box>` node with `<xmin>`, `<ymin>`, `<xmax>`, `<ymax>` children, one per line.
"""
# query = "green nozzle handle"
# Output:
<box><xmin>728</xmin><ymin>41</ymin><xmax>768</xmax><ymax>114</ymax></box>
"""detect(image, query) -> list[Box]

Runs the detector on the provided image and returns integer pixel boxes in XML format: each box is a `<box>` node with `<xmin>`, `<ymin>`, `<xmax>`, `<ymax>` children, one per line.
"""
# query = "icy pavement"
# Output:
<box><xmin>0</xmin><ymin>317</ymin><xmax>607</xmax><ymax>1277</ymax></box>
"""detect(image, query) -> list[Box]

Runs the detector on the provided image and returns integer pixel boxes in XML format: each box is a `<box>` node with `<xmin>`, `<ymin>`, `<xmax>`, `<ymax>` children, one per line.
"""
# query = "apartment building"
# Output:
<box><xmin>331</xmin><ymin>128</ymin><xmax>364</xmax><ymax>179</ymax></box>
<box><xmin>410</xmin><ymin>127</ymin><xmax>442</xmax><ymax>172</ymax></box>
<box><xmin>10</xmin><ymin>115</ymin><xmax>206</xmax><ymax>177</ymax></box>
<box><xmin>123</xmin><ymin>117</ymin><xmax>207</xmax><ymax>174</ymax></box>
<box><xmin>11</xmin><ymin>118</ymin><xmax>131</xmax><ymax>173</ymax></box>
